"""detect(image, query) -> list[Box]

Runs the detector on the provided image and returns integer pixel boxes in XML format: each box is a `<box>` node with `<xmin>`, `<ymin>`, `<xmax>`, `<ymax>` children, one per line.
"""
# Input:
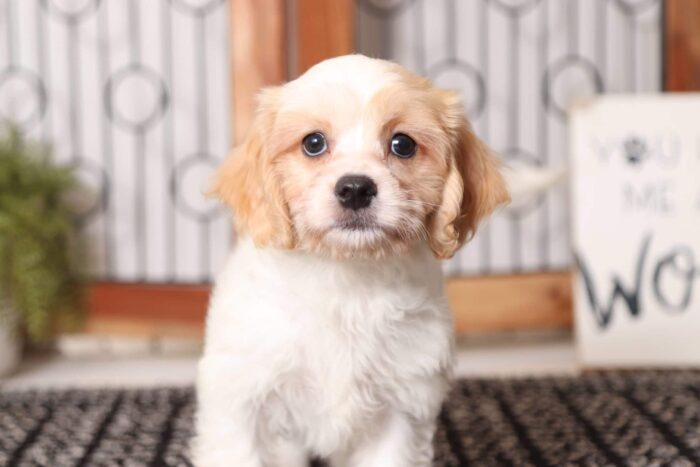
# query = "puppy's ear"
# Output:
<box><xmin>428</xmin><ymin>93</ymin><xmax>510</xmax><ymax>259</ymax></box>
<box><xmin>211</xmin><ymin>87</ymin><xmax>294</xmax><ymax>249</ymax></box>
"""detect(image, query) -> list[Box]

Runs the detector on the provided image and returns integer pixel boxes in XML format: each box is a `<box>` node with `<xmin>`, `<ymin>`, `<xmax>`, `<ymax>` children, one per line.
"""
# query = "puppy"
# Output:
<box><xmin>193</xmin><ymin>55</ymin><xmax>509</xmax><ymax>467</ymax></box>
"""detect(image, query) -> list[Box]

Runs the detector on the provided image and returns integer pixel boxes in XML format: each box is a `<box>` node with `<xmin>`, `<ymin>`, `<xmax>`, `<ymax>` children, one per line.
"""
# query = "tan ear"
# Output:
<box><xmin>429</xmin><ymin>107</ymin><xmax>510</xmax><ymax>259</ymax></box>
<box><xmin>211</xmin><ymin>88</ymin><xmax>294</xmax><ymax>249</ymax></box>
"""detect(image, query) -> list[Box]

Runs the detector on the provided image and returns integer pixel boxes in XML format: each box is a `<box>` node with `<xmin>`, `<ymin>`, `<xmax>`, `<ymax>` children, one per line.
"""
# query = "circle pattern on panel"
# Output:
<box><xmin>488</xmin><ymin>0</ymin><xmax>542</xmax><ymax>18</ymax></box>
<box><xmin>105</xmin><ymin>64</ymin><xmax>168</xmax><ymax>132</ymax></box>
<box><xmin>171</xmin><ymin>154</ymin><xmax>222</xmax><ymax>221</ymax></box>
<box><xmin>543</xmin><ymin>56</ymin><xmax>603</xmax><ymax>120</ymax></box>
<box><xmin>65</xmin><ymin>157</ymin><xmax>109</xmax><ymax>223</ymax></box>
<box><xmin>428</xmin><ymin>60</ymin><xmax>486</xmax><ymax>119</ymax></box>
<box><xmin>40</xmin><ymin>0</ymin><xmax>101</xmax><ymax>24</ymax></box>
<box><xmin>614</xmin><ymin>0</ymin><xmax>660</xmax><ymax>15</ymax></box>
<box><xmin>0</xmin><ymin>68</ymin><xmax>47</xmax><ymax>130</ymax></box>
<box><xmin>357</xmin><ymin>0</ymin><xmax>415</xmax><ymax>18</ymax></box>
<box><xmin>169</xmin><ymin>0</ymin><xmax>226</xmax><ymax>16</ymax></box>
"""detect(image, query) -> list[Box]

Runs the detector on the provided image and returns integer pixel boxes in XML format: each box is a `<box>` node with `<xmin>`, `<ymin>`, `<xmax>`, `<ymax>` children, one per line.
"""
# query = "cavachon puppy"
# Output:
<box><xmin>193</xmin><ymin>54</ymin><xmax>510</xmax><ymax>467</ymax></box>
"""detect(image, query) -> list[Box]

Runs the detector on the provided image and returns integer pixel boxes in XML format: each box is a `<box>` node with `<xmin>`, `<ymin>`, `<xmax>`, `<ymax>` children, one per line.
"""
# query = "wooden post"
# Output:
<box><xmin>294</xmin><ymin>0</ymin><xmax>355</xmax><ymax>76</ymax></box>
<box><xmin>665</xmin><ymin>0</ymin><xmax>700</xmax><ymax>90</ymax></box>
<box><xmin>231</xmin><ymin>0</ymin><xmax>288</xmax><ymax>141</ymax></box>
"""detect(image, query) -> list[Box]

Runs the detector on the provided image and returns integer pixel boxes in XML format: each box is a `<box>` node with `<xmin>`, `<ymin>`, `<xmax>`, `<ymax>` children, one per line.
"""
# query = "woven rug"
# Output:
<box><xmin>2</xmin><ymin>371</ymin><xmax>700</xmax><ymax>466</ymax></box>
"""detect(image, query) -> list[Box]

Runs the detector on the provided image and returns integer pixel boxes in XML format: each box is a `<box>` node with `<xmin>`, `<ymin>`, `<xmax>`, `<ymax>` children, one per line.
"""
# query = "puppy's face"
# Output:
<box><xmin>214</xmin><ymin>56</ymin><xmax>509</xmax><ymax>259</ymax></box>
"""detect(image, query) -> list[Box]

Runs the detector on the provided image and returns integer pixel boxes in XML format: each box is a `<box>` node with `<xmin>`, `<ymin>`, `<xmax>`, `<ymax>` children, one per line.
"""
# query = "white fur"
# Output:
<box><xmin>502</xmin><ymin>164</ymin><xmax>565</xmax><ymax>201</ymax></box>
<box><xmin>284</xmin><ymin>55</ymin><xmax>400</xmax><ymax>109</ymax></box>
<box><xmin>193</xmin><ymin>238</ymin><xmax>453</xmax><ymax>466</ymax></box>
<box><xmin>195</xmin><ymin>55</ymin><xmax>464</xmax><ymax>466</ymax></box>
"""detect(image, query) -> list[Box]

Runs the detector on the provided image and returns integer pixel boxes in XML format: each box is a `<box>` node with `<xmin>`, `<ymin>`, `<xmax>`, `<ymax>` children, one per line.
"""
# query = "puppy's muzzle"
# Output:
<box><xmin>334</xmin><ymin>174</ymin><xmax>377</xmax><ymax>211</ymax></box>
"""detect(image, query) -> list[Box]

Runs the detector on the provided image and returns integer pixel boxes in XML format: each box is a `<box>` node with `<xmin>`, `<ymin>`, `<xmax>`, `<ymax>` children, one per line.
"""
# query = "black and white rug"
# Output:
<box><xmin>2</xmin><ymin>371</ymin><xmax>700</xmax><ymax>466</ymax></box>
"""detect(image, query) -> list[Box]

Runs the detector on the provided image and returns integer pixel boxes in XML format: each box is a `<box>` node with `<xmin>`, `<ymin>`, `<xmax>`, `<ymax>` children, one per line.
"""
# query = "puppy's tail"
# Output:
<box><xmin>502</xmin><ymin>163</ymin><xmax>566</xmax><ymax>202</ymax></box>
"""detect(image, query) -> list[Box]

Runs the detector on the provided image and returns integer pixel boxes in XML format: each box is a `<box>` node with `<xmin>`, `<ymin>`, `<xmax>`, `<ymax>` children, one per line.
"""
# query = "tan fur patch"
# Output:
<box><xmin>212</xmin><ymin>56</ymin><xmax>509</xmax><ymax>259</ymax></box>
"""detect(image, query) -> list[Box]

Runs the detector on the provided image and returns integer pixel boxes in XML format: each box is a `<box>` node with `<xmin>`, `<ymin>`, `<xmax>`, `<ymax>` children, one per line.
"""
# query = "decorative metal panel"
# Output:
<box><xmin>0</xmin><ymin>0</ymin><xmax>231</xmax><ymax>283</ymax></box>
<box><xmin>357</xmin><ymin>0</ymin><xmax>663</xmax><ymax>275</ymax></box>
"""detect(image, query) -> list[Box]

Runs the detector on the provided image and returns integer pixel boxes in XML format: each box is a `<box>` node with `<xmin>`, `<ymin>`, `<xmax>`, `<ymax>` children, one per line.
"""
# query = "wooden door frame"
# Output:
<box><xmin>88</xmin><ymin>0</ymin><xmax>694</xmax><ymax>337</ymax></box>
<box><xmin>664</xmin><ymin>0</ymin><xmax>700</xmax><ymax>91</ymax></box>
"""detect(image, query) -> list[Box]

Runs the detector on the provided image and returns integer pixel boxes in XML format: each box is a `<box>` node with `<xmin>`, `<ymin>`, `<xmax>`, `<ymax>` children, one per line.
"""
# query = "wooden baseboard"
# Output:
<box><xmin>85</xmin><ymin>282</ymin><xmax>209</xmax><ymax>337</ymax></box>
<box><xmin>84</xmin><ymin>272</ymin><xmax>573</xmax><ymax>337</ymax></box>
<box><xmin>447</xmin><ymin>271</ymin><xmax>573</xmax><ymax>335</ymax></box>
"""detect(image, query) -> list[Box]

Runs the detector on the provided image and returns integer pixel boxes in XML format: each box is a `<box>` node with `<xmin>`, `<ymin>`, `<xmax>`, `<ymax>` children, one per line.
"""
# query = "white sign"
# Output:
<box><xmin>571</xmin><ymin>95</ymin><xmax>700</xmax><ymax>367</ymax></box>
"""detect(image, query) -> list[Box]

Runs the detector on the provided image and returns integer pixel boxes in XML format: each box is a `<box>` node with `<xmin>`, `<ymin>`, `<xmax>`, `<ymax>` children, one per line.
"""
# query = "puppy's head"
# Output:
<box><xmin>213</xmin><ymin>55</ymin><xmax>509</xmax><ymax>259</ymax></box>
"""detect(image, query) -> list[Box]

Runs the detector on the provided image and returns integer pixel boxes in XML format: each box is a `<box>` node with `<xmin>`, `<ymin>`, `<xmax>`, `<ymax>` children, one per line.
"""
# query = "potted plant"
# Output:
<box><xmin>0</xmin><ymin>128</ymin><xmax>84</xmax><ymax>376</ymax></box>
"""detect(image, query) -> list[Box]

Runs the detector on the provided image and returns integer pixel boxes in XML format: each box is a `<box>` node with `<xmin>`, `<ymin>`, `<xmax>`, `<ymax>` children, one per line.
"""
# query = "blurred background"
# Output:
<box><xmin>0</xmin><ymin>0</ymin><xmax>695</xmax><ymax>385</ymax></box>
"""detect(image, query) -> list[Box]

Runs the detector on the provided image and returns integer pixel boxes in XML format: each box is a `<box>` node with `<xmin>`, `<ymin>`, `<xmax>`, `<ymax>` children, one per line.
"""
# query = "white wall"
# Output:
<box><xmin>357</xmin><ymin>0</ymin><xmax>663</xmax><ymax>276</ymax></box>
<box><xmin>0</xmin><ymin>0</ymin><xmax>664</xmax><ymax>282</ymax></box>
<box><xmin>0</xmin><ymin>0</ymin><xmax>231</xmax><ymax>283</ymax></box>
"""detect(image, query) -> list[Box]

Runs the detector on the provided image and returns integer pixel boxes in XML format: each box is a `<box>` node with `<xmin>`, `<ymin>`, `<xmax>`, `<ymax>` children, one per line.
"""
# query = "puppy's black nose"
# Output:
<box><xmin>334</xmin><ymin>175</ymin><xmax>377</xmax><ymax>210</ymax></box>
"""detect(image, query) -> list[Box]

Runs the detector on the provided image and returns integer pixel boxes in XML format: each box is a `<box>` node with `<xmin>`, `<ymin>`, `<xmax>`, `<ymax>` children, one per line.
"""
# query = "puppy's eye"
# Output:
<box><xmin>301</xmin><ymin>132</ymin><xmax>328</xmax><ymax>157</ymax></box>
<box><xmin>390</xmin><ymin>133</ymin><xmax>417</xmax><ymax>158</ymax></box>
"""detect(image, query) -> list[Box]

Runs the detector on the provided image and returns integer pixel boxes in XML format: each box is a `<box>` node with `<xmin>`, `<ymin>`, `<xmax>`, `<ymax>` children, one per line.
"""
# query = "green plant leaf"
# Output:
<box><xmin>0</xmin><ymin>125</ymin><xmax>86</xmax><ymax>344</ymax></box>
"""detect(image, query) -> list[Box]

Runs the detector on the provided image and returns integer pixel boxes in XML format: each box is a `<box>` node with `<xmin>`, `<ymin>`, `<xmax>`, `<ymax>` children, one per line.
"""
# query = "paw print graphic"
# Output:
<box><xmin>623</xmin><ymin>137</ymin><xmax>648</xmax><ymax>165</ymax></box>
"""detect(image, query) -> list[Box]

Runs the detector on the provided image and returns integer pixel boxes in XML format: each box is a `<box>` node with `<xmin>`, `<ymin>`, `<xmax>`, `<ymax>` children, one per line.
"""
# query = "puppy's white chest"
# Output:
<box><xmin>204</xmin><ymin>240</ymin><xmax>453</xmax><ymax>455</ymax></box>
<box><xmin>263</xmin><ymin>306</ymin><xmax>413</xmax><ymax>454</ymax></box>
<box><xmin>263</xmin><ymin>351</ymin><xmax>369</xmax><ymax>445</ymax></box>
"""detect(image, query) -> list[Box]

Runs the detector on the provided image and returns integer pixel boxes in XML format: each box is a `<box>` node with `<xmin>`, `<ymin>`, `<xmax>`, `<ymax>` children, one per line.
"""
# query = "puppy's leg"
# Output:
<box><xmin>338</xmin><ymin>411</ymin><xmax>436</xmax><ymax>467</ymax></box>
<box><xmin>192</xmin><ymin>356</ymin><xmax>264</xmax><ymax>467</ymax></box>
